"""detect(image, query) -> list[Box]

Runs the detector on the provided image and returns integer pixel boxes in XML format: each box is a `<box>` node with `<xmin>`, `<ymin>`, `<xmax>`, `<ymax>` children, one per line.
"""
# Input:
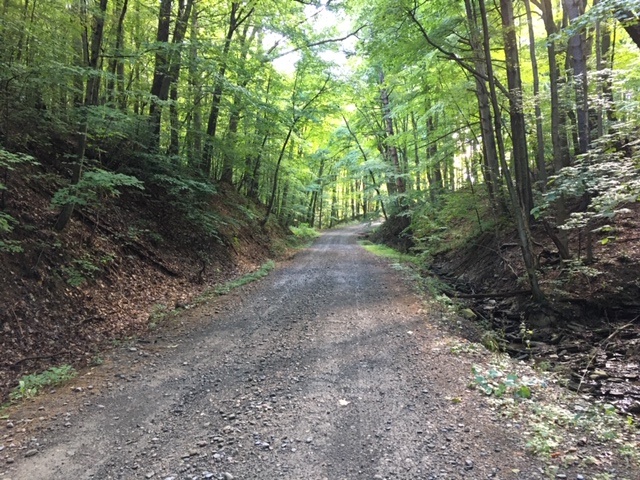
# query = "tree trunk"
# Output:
<box><xmin>148</xmin><ymin>0</ymin><xmax>172</xmax><ymax>148</ymax></box>
<box><xmin>342</xmin><ymin>114</ymin><xmax>388</xmax><ymax>221</ymax></box>
<box><xmin>563</xmin><ymin>0</ymin><xmax>590</xmax><ymax>154</ymax></box>
<box><xmin>106</xmin><ymin>0</ymin><xmax>128</xmax><ymax>108</ymax></box>
<box><xmin>410</xmin><ymin>112</ymin><xmax>421</xmax><ymax>192</ymax></box>
<box><xmin>166</xmin><ymin>0</ymin><xmax>194</xmax><ymax>157</ymax></box>
<box><xmin>501</xmin><ymin>0</ymin><xmax>534</xmax><ymax>217</ymax></box>
<box><xmin>524</xmin><ymin>0</ymin><xmax>547</xmax><ymax>187</ymax></box>
<box><xmin>479</xmin><ymin>0</ymin><xmax>544</xmax><ymax>302</ymax></box>
<box><xmin>538</xmin><ymin>0</ymin><xmax>570</xmax><ymax>172</ymax></box>
<box><xmin>202</xmin><ymin>2</ymin><xmax>254</xmax><ymax>177</ymax></box>
<box><xmin>221</xmin><ymin>24</ymin><xmax>255</xmax><ymax>184</ymax></box>
<box><xmin>615</xmin><ymin>9</ymin><xmax>640</xmax><ymax>50</ymax></box>
<box><xmin>54</xmin><ymin>0</ymin><xmax>108</xmax><ymax>231</ymax></box>
<box><xmin>187</xmin><ymin>9</ymin><xmax>202</xmax><ymax>168</ymax></box>
<box><xmin>378</xmin><ymin>69</ymin><xmax>406</xmax><ymax>198</ymax></box>
<box><xmin>262</xmin><ymin>127</ymin><xmax>294</xmax><ymax>226</ymax></box>
<box><xmin>464</xmin><ymin>0</ymin><xmax>502</xmax><ymax>211</ymax></box>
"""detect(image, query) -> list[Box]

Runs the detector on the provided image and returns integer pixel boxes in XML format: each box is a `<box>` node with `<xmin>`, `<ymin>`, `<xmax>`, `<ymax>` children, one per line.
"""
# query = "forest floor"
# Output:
<box><xmin>426</xmin><ymin>203</ymin><xmax>640</xmax><ymax>417</ymax></box>
<box><xmin>0</xmin><ymin>168</ymin><xmax>286</xmax><ymax>403</ymax></box>
<box><xmin>1</xmin><ymin>225</ymin><xmax>639</xmax><ymax>480</ymax></box>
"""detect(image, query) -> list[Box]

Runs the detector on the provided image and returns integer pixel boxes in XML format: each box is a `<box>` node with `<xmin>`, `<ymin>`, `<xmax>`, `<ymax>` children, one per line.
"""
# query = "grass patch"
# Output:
<box><xmin>213</xmin><ymin>260</ymin><xmax>275</xmax><ymax>295</ymax></box>
<box><xmin>10</xmin><ymin>365</ymin><xmax>77</xmax><ymax>401</ymax></box>
<box><xmin>358</xmin><ymin>241</ymin><xmax>421</xmax><ymax>265</ymax></box>
<box><xmin>197</xmin><ymin>260</ymin><xmax>276</xmax><ymax>303</ymax></box>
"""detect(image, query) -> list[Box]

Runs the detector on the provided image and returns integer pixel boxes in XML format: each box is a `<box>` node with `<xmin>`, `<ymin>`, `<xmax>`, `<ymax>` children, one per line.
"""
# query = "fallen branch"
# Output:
<box><xmin>454</xmin><ymin>290</ymin><xmax>532</xmax><ymax>299</ymax></box>
<box><xmin>9</xmin><ymin>351</ymin><xmax>66</xmax><ymax>368</ymax></box>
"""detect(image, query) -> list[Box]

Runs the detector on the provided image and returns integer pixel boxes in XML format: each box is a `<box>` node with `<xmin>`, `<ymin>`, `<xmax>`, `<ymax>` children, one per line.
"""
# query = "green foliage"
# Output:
<box><xmin>0</xmin><ymin>212</ymin><xmax>22</xmax><ymax>253</ymax></box>
<box><xmin>61</xmin><ymin>257</ymin><xmax>101</xmax><ymax>287</ymax></box>
<box><xmin>212</xmin><ymin>261</ymin><xmax>275</xmax><ymax>296</ymax></box>
<box><xmin>0</xmin><ymin>147</ymin><xmax>35</xmax><ymax>171</ymax></box>
<box><xmin>358</xmin><ymin>240</ymin><xmax>421</xmax><ymax>265</ymax></box>
<box><xmin>533</xmin><ymin>132</ymin><xmax>640</xmax><ymax>231</ymax></box>
<box><xmin>10</xmin><ymin>365</ymin><xmax>77</xmax><ymax>401</ymax></box>
<box><xmin>0</xmin><ymin>147</ymin><xmax>35</xmax><ymax>252</ymax></box>
<box><xmin>412</xmin><ymin>188</ymin><xmax>495</xmax><ymax>258</ymax></box>
<box><xmin>148</xmin><ymin>303</ymin><xmax>171</xmax><ymax>328</ymax></box>
<box><xmin>138</xmin><ymin>167</ymin><xmax>223</xmax><ymax>243</ymax></box>
<box><xmin>471</xmin><ymin>365</ymin><xmax>537</xmax><ymax>399</ymax></box>
<box><xmin>480</xmin><ymin>330</ymin><xmax>505</xmax><ymax>353</ymax></box>
<box><xmin>290</xmin><ymin>223</ymin><xmax>320</xmax><ymax>242</ymax></box>
<box><xmin>52</xmin><ymin>168</ymin><xmax>144</xmax><ymax>209</ymax></box>
<box><xmin>525</xmin><ymin>401</ymin><xmax>632</xmax><ymax>456</ymax></box>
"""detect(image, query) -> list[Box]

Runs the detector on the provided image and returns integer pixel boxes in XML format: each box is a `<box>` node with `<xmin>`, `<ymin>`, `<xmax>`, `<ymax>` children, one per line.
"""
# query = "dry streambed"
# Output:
<box><xmin>1</xmin><ymin>225</ymin><xmax>639</xmax><ymax>480</ymax></box>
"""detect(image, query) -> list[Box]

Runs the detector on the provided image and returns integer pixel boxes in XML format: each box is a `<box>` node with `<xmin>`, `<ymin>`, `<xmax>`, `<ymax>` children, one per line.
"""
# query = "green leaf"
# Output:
<box><xmin>515</xmin><ymin>385</ymin><xmax>531</xmax><ymax>399</ymax></box>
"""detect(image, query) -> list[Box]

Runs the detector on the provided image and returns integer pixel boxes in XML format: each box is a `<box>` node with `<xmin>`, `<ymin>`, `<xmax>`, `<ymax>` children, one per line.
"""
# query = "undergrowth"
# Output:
<box><xmin>146</xmin><ymin>260</ymin><xmax>276</xmax><ymax>327</ymax></box>
<box><xmin>212</xmin><ymin>260</ymin><xmax>275</xmax><ymax>295</ymax></box>
<box><xmin>289</xmin><ymin>223</ymin><xmax>320</xmax><ymax>245</ymax></box>
<box><xmin>358</xmin><ymin>240</ymin><xmax>421</xmax><ymax>265</ymax></box>
<box><xmin>466</xmin><ymin>354</ymin><xmax>638</xmax><ymax>469</ymax></box>
<box><xmin>9</xmin><ymin>365</ymin><xmax>77</xmax><ymax>402</ymax></box>
<box><xmin>411</xmin><ymin>187</ymin><xmax>496</xmax><ymax>258</ymax></box>
<box><xmin>198</xmin><ymin>260</ymin><xmax>275</xmax><ymax>302</ymax></box>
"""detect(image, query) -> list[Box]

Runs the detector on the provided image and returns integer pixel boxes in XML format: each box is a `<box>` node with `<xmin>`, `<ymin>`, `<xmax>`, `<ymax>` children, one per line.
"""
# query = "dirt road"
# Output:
<box><xmin>1</xmin><ymin>226</ymin><xmax>574</xmax><ymax>479</ymax></box>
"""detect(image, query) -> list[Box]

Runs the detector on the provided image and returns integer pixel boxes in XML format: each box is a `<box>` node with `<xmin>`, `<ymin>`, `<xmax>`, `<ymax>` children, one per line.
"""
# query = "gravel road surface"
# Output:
<box><xmin>3</xmin><ymin>226</ymin><xmax>554</xmax><ymax>479</ymax></box>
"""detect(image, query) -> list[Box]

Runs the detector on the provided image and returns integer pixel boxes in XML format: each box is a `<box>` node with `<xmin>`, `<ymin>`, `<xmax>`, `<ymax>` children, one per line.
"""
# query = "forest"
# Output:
<box><xmin>0</xmin><ymin>0</ymin><xmax>639</xmax><ymax>405</ymax></box>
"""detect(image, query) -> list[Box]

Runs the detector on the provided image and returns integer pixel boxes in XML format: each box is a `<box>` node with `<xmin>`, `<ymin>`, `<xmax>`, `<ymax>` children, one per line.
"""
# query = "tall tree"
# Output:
<box><xmin>563</xmin><ymin>0</ymin><xmax>590</xmax><ymax>154</ymax></box>
<box><xmin>202</xmin><ymin>1</ymin><xmax>254</xmax><ymax>178</ymax></box>
<box><xmin>54</xmin><ymin>0</ymin><xmax>109</xmax><ymax>231</ymax></box>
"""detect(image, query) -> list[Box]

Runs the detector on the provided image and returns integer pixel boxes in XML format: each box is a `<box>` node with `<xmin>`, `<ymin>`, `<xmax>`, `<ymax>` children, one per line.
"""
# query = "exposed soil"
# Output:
<box><xmin>428</xmin><ymin>204</ymin><xmax>640</xmax><ymax>416</ymax></box>
<box><xmin>0</xmin><ymin>166</ymin><xmax>283</xmax><ymax>403</ymax></box>
<box><xmin>2</xmin><ymin>225</ymin><xmax>638</xmax><ymax>480</ymax></box>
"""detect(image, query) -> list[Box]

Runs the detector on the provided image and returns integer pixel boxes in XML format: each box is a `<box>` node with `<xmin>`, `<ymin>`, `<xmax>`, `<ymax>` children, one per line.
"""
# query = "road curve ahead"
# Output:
<box><xmin>5</xmin><ymin>225</ymin><xmax>545</xmax><ymax>480</ymax></box>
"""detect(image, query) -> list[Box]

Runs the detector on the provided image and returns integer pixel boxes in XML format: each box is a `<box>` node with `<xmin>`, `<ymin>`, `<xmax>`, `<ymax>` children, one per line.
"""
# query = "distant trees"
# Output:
<box><xmin>319</xmin><ymin>0</ymin><xmax>640</xmax><ymax>299</ymax></box>
<box><xmin>0</xmin><ymin>0</ymin><xmax>342</xmax><ymax>235</ymax></box>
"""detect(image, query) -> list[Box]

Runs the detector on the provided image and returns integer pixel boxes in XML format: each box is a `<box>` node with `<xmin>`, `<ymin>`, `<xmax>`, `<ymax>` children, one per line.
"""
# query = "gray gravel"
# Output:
<box><xmin>2</xmin><ymin>225</ymin><xmax>550</xmax><ymax>480</ymax></box>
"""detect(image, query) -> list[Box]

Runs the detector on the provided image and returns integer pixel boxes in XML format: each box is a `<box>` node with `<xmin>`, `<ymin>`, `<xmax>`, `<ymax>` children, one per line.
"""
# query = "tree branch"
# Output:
<box><xmin>267</xmin><ymin>25</ymin><xmax>365</xmax><ymax>60</ymax></box>
<box><xmin>404</xmin><ymin>6</ymin><xmax>510</xmax><ymax>97</ymax></box>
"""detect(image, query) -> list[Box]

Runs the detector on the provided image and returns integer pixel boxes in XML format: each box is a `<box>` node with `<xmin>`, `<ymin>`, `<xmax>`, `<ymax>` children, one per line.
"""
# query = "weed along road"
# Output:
<box><xmin>4</xmin><ymin>226</ymin><xmax>562</xmax><ymax>479</ymax></box>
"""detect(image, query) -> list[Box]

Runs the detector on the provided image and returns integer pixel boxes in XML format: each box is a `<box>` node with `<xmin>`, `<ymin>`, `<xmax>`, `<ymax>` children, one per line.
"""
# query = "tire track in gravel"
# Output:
<box><xmin>3</xmin><ymin>225</ymin><xmax>548</xmax><ymax>480</ymax></box>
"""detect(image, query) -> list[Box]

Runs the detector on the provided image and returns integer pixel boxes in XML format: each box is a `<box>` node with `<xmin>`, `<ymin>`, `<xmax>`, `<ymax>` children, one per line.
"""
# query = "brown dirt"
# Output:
<box><xmin>1</xmin><ymin>225</ymin><xmax>638</xmax><ymax>479</ymax></box>
<box><xmin>0</xmin><ymin>166</ymin><xmax>282</xmax><ymax>403</ymax></box>
<box><xmin>428</xmin><ymin>203</ymin><xmax>640</xmax><ymax>416</ymax></box>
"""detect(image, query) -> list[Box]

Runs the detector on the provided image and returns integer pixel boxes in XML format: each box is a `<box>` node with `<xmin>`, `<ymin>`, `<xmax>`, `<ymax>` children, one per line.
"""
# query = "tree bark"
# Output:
<box><xmin>187</xmin><ymin>9</ymin><xmax>202</xmax><ymax>168</ymax></box>
<box><xmin>166</xmin><ymin>0</ymin><xmax>194</xmax><ymax>157</ymax></box>
<box><xmin>148</xmin><ymin>0</ymin><xmax>172</xmax><ymax>148</ymax></box>
<box><xmin>615</xmin><ymin>9</ymin><xmax>640</xmax><ymax>50</ymax></box>
<box><xmin>501</xmin><ymin>0</ymin><xmax>534</xmax><ymax>217</ymax></box>
<box><xmin>202</xmin><ymin>2</ymin><xmax>254</xmax><ymax>177</ymax></box>
<box><xmin>378</xmin><ymin>69</ymin><xmax>406</xmax><ymax>199</ymax></box>
<box><xmin>536</xmin><ymin>0</ymin><xmax>571</xmax><ymax>172</ymax></box>
<box><xmin>563</xmin><ymin>0</ymin><xmax>590</xmax><ymax>154</ymax></box>
<box><xmin>478</xmin><ymin>0</ymin><xmax>544</xmax><ymax>302</ymax></box>
<box><xmin>464</xmin><ymin>0</ymin><xmax>502</xmax><ymax>210</ymax></box>
<box><xmin>54</xmin><ymin>0</ymin><xmax>109</xmax><ymax>231</ymax></box>
<box><xmin>106</xmin><ymin>0</ymin><xmax>128</xmax><ymax>109</ymax></box>
<box><xmin>524</xmin><ymin>0</ymin><xmax>547</xmax><ymax>187</ymax></box>
<box><xmin>221</xmin><ymin>24</ymin><xmax>256</xmax><ymax>184</ymax></box>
